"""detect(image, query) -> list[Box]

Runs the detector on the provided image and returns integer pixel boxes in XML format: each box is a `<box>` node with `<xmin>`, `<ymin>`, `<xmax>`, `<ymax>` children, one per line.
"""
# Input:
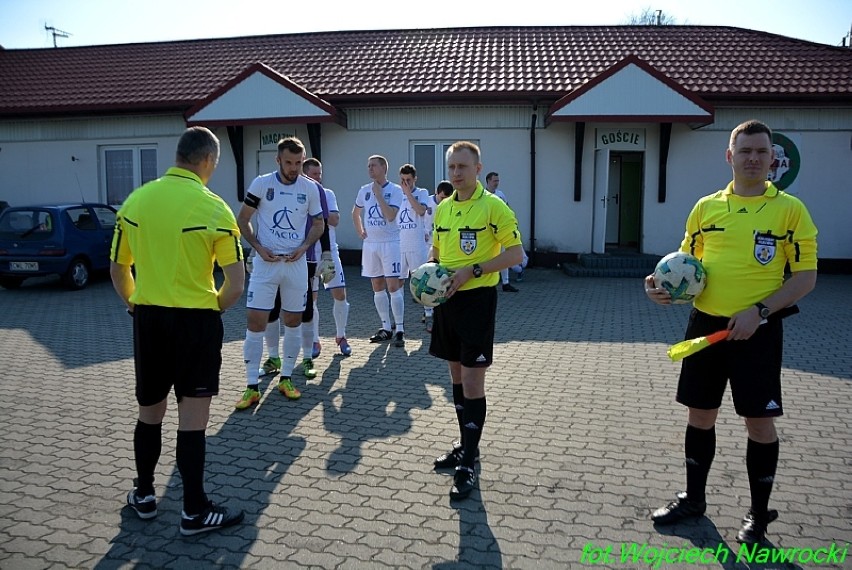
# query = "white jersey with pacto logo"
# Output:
<box><xmin>398</xmin><ymin>187</ymin><xmax>429</xmax><ymax>252</ymax></box>
<box><xmin>245</xmin><ymin>172</ymin><xmax>322</xmax><ymax>254</ymax></box>
<box><xmin>354</xmin><ymin>181</ymin><xmax>403</xmax><ymax>243</ymax></box>
<box><xmin>324</xmin><ymin>187</ymin><xmax>340</xmax><ymax>255</ymax></box>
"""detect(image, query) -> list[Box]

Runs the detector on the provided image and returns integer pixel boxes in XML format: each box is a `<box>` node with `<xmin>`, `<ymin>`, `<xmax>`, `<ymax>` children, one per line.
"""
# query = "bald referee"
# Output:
<box><xmin>110</xmin><ymin>126</ymin><xmax>246</xmax><ymax>536</ymax></box>
<box><xmin>429</xmin><ymin>141</ymin><xmax>523</xmax><ymax>500</ymax></box>
<box><xmin>644</xmin><ymin>119</ymin><xmax>818</xmax><ymax>544</ymax></box>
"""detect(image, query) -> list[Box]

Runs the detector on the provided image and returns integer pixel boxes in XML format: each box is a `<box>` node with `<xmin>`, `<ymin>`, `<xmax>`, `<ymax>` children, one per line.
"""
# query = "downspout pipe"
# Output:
<box><xmin>658</xmin><ymin>122</ymin><xmax>672</xmax><ymax>202</ymax></box>
<box><xmin>529</xmin><ymin>107</ymin><xmax>537</xmax><ymax>266</ymax></box>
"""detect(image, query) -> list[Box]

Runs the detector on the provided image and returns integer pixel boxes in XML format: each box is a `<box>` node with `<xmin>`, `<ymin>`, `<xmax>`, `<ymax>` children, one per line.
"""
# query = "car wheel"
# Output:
<box><xmin>0</xmin><ymin>276</ymin><xmax>25</xmax><ymax>289</ymax></box>
<box><xmin>63</xmin><ymin>258</ymin><xmax>90</xmax><ymax>290</ymax></box>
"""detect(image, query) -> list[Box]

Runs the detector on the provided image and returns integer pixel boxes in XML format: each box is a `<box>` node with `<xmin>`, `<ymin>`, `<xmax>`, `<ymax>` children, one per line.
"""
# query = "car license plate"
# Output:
<box><xmin>10</xmin><ymin>261</ymin><xmax>38</xmax><ymax>272</ymax></box>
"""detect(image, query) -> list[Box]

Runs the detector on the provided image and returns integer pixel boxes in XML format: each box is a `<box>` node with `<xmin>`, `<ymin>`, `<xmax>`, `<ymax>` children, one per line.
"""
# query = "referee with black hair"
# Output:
<box><xmin>644</xmin><ymin>119</ymin><xmax>818</xmax><ymax>544</ymax></box>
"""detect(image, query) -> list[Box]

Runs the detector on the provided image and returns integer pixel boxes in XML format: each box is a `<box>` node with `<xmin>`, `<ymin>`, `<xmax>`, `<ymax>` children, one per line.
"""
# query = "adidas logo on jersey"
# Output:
<box><xmin>737</xmin><ymin>207</ymin><xmax>748</xmax><ymax>213</ymax></box>
<box><xmin>765</xmin><ymin>400</ymin><xmax>780</xmax><ymax>410</ymax></box>
<box><xmin>475</xmin><ymin>354</ymin><xmax>487</xmax><ymax>362</ymax></box>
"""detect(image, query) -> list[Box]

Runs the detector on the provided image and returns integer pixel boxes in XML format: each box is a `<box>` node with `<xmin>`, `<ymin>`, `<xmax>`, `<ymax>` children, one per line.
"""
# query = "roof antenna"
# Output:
<box><xmin>44</xmin><ymin>24</ymin><xmax>71</xmax><ymax>48</ymax></box>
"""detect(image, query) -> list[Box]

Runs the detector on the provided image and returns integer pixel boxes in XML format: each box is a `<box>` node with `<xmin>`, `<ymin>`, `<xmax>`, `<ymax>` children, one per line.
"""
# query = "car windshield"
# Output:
<box><xmin>0</xmin><ymin>209</ymin><xmax>56</xmax><ymax>240</ymax></box>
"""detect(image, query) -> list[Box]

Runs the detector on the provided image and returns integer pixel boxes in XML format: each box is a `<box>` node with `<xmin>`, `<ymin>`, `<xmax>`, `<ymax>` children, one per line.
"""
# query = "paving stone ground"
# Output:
<box><xmin>0</xmin><ymin>268</ymin><xmax>849</xmax><ymax>569</ymax></box>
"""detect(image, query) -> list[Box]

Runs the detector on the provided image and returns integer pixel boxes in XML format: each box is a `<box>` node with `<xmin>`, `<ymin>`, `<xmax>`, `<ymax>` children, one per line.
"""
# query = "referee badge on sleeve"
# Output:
<box><xmin>754</xmin><ymin>233</ymin><xmax>776</xmax><ymax>265</ymax></box>
<box><xmin>460</xmin><ymin>230</ymin><xmax>477</xmax><ymax>255</ymax></box>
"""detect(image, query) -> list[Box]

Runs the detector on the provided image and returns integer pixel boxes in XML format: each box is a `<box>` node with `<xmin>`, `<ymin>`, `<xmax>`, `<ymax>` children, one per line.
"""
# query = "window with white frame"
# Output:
<box><xmin>411</xmin><ymin>140</ymin><xmax>482</xmax><ymax>191</ymax></box>
<box><xmin>101</xmin><ymin>146</ymin><xmax>158</xmax><ymax>205</ymax></box>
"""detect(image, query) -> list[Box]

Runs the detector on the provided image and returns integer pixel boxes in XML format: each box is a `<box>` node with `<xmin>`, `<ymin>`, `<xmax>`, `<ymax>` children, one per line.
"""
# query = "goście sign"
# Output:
<box><xmin>596</xmin><ymin>128</ymin><xmax>645</xmax><ymax>150</ymax></box>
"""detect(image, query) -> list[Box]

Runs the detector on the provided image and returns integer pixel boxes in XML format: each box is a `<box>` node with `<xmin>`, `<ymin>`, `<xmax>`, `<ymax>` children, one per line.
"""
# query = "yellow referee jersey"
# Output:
<box><xmin>680</xmin><ymin>181</ymin><xmax>818</xmax><ymax>317</ymax></box>
<box><xmin>110</xmin><ymin>167</ymin><xmax>243</xmax><ymax>310</ymax></box>
<box><xmin>433</xmin><ymin>182</ymin><xmax>522</xmax><ymax>291</ymax></box>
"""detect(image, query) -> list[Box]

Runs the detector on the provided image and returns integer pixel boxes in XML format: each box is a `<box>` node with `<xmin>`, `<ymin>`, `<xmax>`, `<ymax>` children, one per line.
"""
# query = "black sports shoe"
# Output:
<box><xmin>394</xmin><ymin>331</ymin><xmax>405</xmax><ymax>347</ymax></box>
<box><xmin>450</xmin><ymin>466</ymin><xmax>478</xmax><ymax>500</ymax></box>
<box><xmin>502</xmin><ymin>283</ymin><xmax>519</xmax><ymax>292</ymax></box>
<box><xmin>180</xmin><ymin>502</ymin><xmax>245</xmax><ymax>536</ymax></box>
<box><xmin>126</xmin><ymin>479</ymin><xmax>157</xmax><ymax>520</ymax></box>
<box><xmin>369</xmin><ymin>329</ymin><xmax>392</xmax><ymax>343</ymax></box>
<box><xmin>433</xmin><ymin>443</ymin><xmax>480</xmax><ymax>469</ymax></box>
<box><xmin>651</xmin><ymin>492</ymin><xmax>707</xmax><ymax>524</ymax></box>
<box><xmin>736</xmin><ymin>509</ymin><xmax>778</xmax><ymax>544</ymax></box>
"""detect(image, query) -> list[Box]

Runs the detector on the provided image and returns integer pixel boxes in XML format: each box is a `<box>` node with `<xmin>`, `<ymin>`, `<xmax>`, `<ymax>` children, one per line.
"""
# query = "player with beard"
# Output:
<box><xmin>235</xmin><ymin>137</ymin><xmax>325</xmax><ymax>408</ymax></box>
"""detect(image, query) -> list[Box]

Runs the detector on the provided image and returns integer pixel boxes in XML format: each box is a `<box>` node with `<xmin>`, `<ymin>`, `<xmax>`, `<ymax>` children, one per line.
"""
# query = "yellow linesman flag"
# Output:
<box><xmin>667</xmin><ymin>330</ymin><xmax>729</xmax><ymax>361</ymax></box>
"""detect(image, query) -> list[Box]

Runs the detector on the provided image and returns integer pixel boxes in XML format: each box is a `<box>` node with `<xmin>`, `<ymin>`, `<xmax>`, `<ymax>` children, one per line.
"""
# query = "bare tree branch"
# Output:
<box><xmin>624</xmin><ymin>8</ymin><xmax>679</xmax><ymax>26</ymax></box>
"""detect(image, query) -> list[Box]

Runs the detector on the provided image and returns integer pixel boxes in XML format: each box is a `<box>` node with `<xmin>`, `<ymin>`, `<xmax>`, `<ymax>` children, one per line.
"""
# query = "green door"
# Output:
<box><xmin>619</xmin><ymin>156</ymin><xmax>642</xmax><ymax>247</ymax></box>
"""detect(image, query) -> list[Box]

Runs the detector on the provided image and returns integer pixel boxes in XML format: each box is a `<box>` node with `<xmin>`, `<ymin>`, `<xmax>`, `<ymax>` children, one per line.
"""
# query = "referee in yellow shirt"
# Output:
<box><xmin>110</xmin><ymin>126</ymin><xmax>246</xmax><ymax>536</ymax></box>
<box><xmin>428</xmin><ymin>141</ymin><xmax>523</xmax><ymax>500</ymax></box>
<box><xmin>645</xmin><ymin>120</ymin><xmax>818</xmax><ymax>544</ymax></box>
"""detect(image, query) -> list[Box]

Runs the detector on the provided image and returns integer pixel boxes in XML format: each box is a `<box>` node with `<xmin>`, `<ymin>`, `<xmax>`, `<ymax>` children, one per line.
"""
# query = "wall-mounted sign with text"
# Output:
<box><xmin>595</xmin><ymin>128</ymin><xmax>646</xmax><ymax>151</ymax></box>
<box><xmin>769</xmin><ymin>132</ymin><xmax>801</xmax><ymax>194</ymax></box>
<box><xmin>260</xmin><ymin>131</ymin><xmax>297</xmax><ymax>148</ymax></box>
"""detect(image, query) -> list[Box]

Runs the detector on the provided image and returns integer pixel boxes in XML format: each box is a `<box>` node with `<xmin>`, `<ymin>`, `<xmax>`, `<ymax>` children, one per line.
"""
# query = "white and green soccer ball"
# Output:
<box><xmin>410</xmin><ymin>262</ymin><xmax>452</xmax><ymax>307</ymax></box>
<box><xmin>653</xmin><ymin>252</ymin><xmax>706</xmax><ymax>304</ymax></box>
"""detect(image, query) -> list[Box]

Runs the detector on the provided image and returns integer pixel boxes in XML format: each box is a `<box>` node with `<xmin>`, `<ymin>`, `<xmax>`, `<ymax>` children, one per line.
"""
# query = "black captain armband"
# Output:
<box><xmin>244</xmin><ymin>193</ymin><xmax>260</xmax><ymax>208</ymax></box>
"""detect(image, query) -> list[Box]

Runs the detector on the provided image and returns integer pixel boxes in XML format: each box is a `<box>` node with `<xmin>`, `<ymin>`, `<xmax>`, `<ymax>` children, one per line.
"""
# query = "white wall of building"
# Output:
<box><xmin>788</xmin><ymin>130</ymin><xmax>851</xmax><ymax>260</ymax></box>
<box><xmin>643</xmin><ymin>120</ymin><xmax>852</xmax><ymax>260</ymax></box>
<box><xmin>2</xmin><ymin>108</ymin><xmax>850</xmax><ymax>261</ymax></box>
<box><xmin>0</xmin><ymin>116</ymin><xmax>186</xmax><ymax>207</ymax></box>
<box><xmin>534</xmin><ymin>122</ymin><xmax>592</xmax><ymax>254</ymax></box>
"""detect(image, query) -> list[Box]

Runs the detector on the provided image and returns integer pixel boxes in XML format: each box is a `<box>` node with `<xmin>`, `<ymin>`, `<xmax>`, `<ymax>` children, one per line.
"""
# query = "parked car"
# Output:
<box><xmin>0</xmin><ymin>203</ymin><xmax>117</xmax><ymax>290</ymax></box>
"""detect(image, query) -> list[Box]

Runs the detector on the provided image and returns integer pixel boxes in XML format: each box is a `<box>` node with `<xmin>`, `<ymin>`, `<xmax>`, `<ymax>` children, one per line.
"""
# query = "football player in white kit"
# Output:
<box><xmin>235</xmin><ymin>137</ymin><xmax>325</xmax><ymax>409</ymax></box>
<box><xmin>486</xmin><ymin>172</ymin><xmax>521</xmax><ymax>292</ymax></box>
<box><xmin>303</xmin><ymin>158</ymin><xmax>352</xmax><ymax>357</ymax></box>
<box><xmin>421</xmin><ymin>180</ymin><xmax>453</xmax><ymax>331</ymax></box>
<box><xmin>352</xmin><ymin>155</ymin><xmax>406</xmax><ymax>347</ymax></box>
<box><xmin>397</xmin><ymin>164</ymin><xmax>430</xmax><ymax>328</ymax></box>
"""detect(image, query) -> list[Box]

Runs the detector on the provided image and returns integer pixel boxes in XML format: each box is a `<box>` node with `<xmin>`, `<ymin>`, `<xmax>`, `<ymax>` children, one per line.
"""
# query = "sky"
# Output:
<box><xmin>0</xmin><ymin>0</ymin><xmax>850</xmax><ymax>49</ymax></box>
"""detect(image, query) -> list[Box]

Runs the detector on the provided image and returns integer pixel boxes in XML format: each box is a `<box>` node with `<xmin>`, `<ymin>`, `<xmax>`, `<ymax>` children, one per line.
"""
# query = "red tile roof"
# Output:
<box><xmin>1</xmin><ymin>26</ymin><xmax>850</xmax><ymax>117</ymax></box>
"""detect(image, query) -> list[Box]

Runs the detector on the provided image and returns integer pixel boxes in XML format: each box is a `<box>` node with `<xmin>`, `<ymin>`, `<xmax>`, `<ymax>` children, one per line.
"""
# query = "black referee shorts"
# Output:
<box><xmin>677</xmin><ymin>309</ymin><xmax>784</xmax><ymax>418</ymax></box>
<box><xmin>133</xmin><ymin>305</ymin><xmax>223</xmax><ymax>406</ymax></box>
<box><xmin>429</xmin><ymin>285</ymin><xmax>497</xmax><ymax>368</ymax></box>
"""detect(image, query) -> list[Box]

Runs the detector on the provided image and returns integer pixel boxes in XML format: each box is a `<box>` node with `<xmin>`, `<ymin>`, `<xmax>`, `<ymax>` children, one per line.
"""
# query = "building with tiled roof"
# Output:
<box><xmin>1</xmin><ymin>26</ymin><xmax>851</xmax><ymax>266</ymax></box>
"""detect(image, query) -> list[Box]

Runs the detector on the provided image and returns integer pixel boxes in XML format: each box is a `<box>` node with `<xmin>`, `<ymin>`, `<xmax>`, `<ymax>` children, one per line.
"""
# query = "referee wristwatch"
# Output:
<box><xmin>755</xmin><ymin>302</ymin><xmax>771</xmax><ymax>319</ymax></box>
<box><xmin>472</xmin><ymin>263</ymin><xmax>483</xmax><ymax>278</ymax></box>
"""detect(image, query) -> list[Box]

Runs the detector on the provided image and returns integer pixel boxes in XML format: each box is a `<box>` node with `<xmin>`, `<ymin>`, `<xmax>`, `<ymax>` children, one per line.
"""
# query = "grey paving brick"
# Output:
<box><xmin>0</xmin><ymin>269</ymin><xmax>849</xmax><ymax>568</ymax></box>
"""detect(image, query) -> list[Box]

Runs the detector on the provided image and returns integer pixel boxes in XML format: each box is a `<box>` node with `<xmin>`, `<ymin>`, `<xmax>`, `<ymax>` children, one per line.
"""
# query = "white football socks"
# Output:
<box><xmin>243</xmin><ymin>330</ymin><xmax>264</xmax><ymax>386</ymax></box>
<box><xmin>281</xmin><ymin>325</ymin><xmax>301</xmax><ymax>376</ymax></box>
<box><xmin>390</xmin><ymin>288</ymin><xmax>405</xmax><ymax>333</ymax></box>
<box><xmin>374</xmin><ymin>291</ymin><xmax>391</xmax><ymax>331</ymax></box>
<box><xmin>264</xmin><ymin>319</ymin><xmax>280</xmax><ymax>358</ymax></box>
<box><xmin>333</xmin><ymin>298</ymin><xmax>349</xmax><ymax>338</ymax></box>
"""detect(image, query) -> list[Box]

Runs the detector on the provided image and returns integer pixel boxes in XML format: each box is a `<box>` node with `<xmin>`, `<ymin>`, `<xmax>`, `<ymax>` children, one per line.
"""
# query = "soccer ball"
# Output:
<box><xmin>653</xmin><ymin>252</ymin><xmax>706</xmax><ymax>304</ymax></box>
<box><xmin>410</xmin><ymin>262</ymin><xmax>452</xmax><ymax>307</ymax></box>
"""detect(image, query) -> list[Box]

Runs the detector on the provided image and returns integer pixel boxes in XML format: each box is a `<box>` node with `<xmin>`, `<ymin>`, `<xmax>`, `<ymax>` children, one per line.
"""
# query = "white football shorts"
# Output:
<box><xmin>360</xmin><ymin>240</ymin><xmax>401</xmax><ymax>279</ymax></box>
<box><xmin>246</xmin><ymin>256</ymin><xmax>308</xmax><ymax>313</ymax></box>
